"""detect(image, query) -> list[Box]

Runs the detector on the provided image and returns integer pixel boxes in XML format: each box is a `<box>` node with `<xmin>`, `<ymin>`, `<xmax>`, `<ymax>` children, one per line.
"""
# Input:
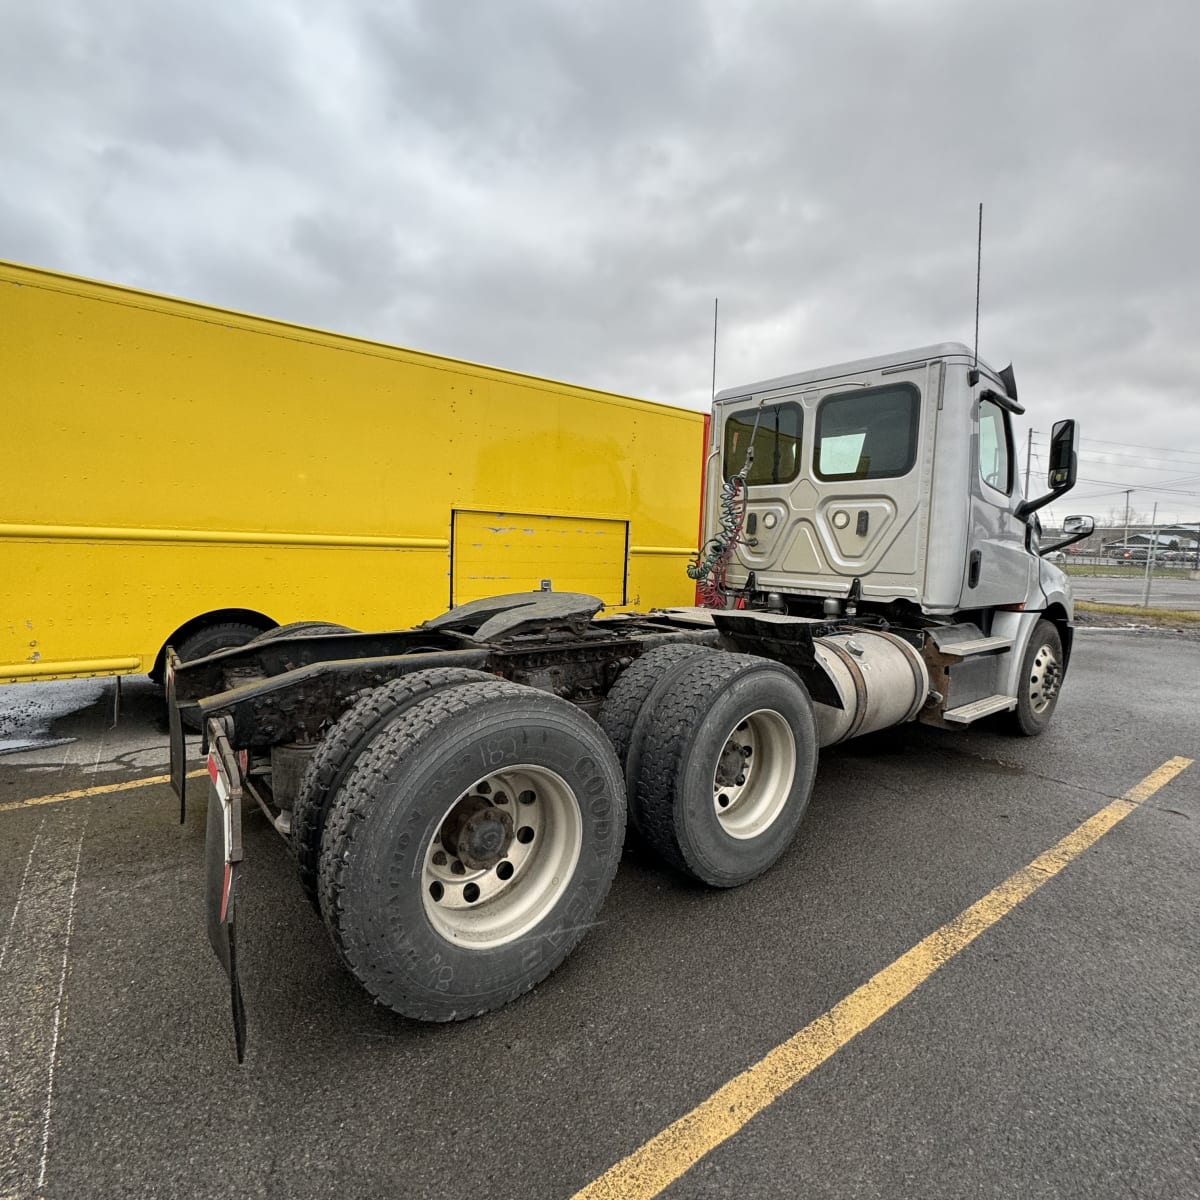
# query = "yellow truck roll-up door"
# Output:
<box><xmin>451</xmin><ymin>511</ymin><xmax>628</xmax><ymax>607</ymax></box>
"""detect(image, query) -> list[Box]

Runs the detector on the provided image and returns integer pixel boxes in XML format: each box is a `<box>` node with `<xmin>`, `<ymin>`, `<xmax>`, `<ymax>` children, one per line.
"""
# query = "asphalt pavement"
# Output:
<box><xmin>1</xmin><ymin>632</ymin><xmax>1198</xmax><ymax>1200</ymax></box>
<box><xmin>1070</xmin><ymin>571</ymin><xmax>1200</xmax><ymax>610</ymax></box>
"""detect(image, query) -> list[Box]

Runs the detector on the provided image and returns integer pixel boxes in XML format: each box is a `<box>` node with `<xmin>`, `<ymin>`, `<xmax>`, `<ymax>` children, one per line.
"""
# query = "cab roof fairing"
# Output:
<box><xmin>714</xmin><ymin>343</ymin><xmax>1008</xmax><ymax>406</ymax></box>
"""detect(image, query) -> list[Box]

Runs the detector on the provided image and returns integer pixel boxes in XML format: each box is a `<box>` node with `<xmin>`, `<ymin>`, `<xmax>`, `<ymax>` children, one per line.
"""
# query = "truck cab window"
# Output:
<box><xmin>722</xmin><ymin>402</ymin><xmax>802</xmax><ymax>485</ymax></box>
<box><xmin>978</xmin><ymin>398</ymin><xmax>1013</xmax><ymax>494</ymax></box>
<box><xmin>814</xmin><ymin>384</ymin><xmax>920</xmax><ymax>480</ymax></box>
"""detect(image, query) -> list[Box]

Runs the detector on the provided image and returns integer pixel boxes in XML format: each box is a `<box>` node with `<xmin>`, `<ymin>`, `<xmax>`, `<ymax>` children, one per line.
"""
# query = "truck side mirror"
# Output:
<box><xmin>1040</xmin><ymin>512</ymin><xmax>1095</xmax><ymax>556</ymax></box>
<box><xmin>1016</xmin><ymin>417</ymin><xmax>1080</xmax><ymax>521</ymax></box>
<box><xmin>1047</xmin><ymin>419</ymin><xmax>1078</xmax><ymax>489</ymax></box>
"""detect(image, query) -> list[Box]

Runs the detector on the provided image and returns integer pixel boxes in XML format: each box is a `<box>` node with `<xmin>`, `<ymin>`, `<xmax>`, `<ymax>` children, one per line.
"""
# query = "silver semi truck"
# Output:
<box><xmin>168</xmin><ymin>342</ymin><xmax>1093</xmax><ymax>1059</ymax></box>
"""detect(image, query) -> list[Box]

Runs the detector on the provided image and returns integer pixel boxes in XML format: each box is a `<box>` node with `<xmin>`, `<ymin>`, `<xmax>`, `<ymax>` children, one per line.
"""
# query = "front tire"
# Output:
<box><xmin>318</xmin><ymin>681</ymin><xmax>626</xmax><ymax>1021</ymax></box>
<box><xmin>1002</xmin><ymin>619</ymin><xmax>1065</xmax><ymax>737</ymax></box>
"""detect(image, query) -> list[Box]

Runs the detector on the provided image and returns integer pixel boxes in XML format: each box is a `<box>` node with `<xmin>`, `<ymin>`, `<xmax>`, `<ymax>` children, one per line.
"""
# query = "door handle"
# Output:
<box><xmin>968</xmin><ymin>549</ymin><xmax>982</xmax><ymax>588</ymax></box>
<box><xmin>856</xmin><ymin>510</ymin><xmax>869</xmax><ymax>536</ymax></box>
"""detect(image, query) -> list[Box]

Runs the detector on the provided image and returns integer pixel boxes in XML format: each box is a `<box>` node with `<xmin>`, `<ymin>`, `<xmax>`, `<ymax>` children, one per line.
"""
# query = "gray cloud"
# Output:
<box><xmin>3</xmin><ymin>0</ymin><xmax>1199</xmax><ymax>521</ymax></box>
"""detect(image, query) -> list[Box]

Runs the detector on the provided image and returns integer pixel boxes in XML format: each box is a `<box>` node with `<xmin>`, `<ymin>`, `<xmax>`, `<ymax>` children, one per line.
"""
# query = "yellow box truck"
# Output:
<box><xmin>0</xmin><ymin>261</ymin><xmax>705</xmax><ymax>685</ymax></box>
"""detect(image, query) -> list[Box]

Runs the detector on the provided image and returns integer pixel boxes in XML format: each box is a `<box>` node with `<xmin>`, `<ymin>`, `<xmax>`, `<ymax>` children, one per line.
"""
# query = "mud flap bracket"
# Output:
<box><xmin>204</xmin><ymin>717</ymin><xmax>247</xmax><ymax>1063</ymax></box>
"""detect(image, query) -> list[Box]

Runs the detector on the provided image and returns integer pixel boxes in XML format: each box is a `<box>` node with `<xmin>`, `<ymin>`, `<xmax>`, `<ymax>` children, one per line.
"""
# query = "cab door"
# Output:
<box><xmin>959</xmin><ymin>394</ymin><xmax>1032</xmax><ymax>606</ymax></box>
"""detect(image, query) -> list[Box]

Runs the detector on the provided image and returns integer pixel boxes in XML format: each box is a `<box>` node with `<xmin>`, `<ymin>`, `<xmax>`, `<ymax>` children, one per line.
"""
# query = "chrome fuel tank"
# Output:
<box><xmin>811</xmin><ymin>630</ymin><xmax>929</xmax><ymax>746</ymax></box>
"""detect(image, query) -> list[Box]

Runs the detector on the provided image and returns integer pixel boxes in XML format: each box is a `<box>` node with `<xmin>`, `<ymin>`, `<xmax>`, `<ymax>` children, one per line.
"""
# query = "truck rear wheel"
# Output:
<box><xmin>291</xmin><ymin>667</ymin><xmax>496</xmax><ymax>912</ymax></box>
<box><xmin>318</xmin><ymin>681</ymin><xmax>626</xmax><ymax>1021</ymax></box>
<box><xmin>1002</xmin><ymin>619</ymin><xmax>1064</xmax><ymax>737</ymax></box>
<box><xmin>598</xmin><ymin>642</ymin><xmax>714</xmax><ymax>841</ymax></box>
<box><xmin>633</xmin><ymin>654</ymin><xmax>818</xmax><ymax>887</ymax></box>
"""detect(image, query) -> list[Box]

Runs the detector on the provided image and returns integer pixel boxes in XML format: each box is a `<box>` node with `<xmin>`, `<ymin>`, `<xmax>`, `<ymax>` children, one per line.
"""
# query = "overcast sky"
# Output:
<box><xmin>4</xmin><ymin>0</ymin><xmax>1199</xmax><ymax>525</ymax></box>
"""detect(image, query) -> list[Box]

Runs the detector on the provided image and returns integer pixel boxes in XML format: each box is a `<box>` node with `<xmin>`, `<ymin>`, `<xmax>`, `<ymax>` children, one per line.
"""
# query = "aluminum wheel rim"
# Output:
<box><xmin>421</xmin><ymin>764</ymin><xmax>582</xmax><ymax>948</ymax></box>
<box><xmin>711</xmin><ymin>709</ymin><xmax>797</xmax><ymax>840</ymax></box>
<box><xmin>1029</xmin><ymin>642</ymin><xmax>1062</xmax><ymax>715</ymax></box>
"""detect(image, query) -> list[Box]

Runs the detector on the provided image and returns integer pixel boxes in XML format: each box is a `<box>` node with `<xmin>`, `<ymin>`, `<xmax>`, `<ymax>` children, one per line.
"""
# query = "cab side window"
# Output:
<box><xmin>978</xmin><ymin>398</ymin><xmax>1013</xmax><ymax>494</ymax></box>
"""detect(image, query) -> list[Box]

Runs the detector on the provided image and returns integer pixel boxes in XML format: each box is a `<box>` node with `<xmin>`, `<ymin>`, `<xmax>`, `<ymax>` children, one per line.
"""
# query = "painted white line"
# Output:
<box><xmin>0</xmin><ymin>817</ymin><xmax>44</xmax><ymax>972</ymax></box>
<box><xmin>35</xmin><ymin>816</ymin><xmax>87</xmax><ymax>1193</ymax></box>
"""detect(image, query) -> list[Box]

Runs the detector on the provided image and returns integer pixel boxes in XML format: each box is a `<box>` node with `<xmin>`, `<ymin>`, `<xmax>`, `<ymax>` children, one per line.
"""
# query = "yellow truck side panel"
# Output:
<box><xmin>1</xmin><ymin>262</ymin><xmax>703</xmax><ymax>684</ymax></box>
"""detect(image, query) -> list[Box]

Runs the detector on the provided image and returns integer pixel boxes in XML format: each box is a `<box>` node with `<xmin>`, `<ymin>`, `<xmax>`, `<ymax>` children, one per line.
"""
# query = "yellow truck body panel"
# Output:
<box><xmin>0</xmin><ymin>262</ymin><xmax>703</xmax><ymax>684</ymax></box>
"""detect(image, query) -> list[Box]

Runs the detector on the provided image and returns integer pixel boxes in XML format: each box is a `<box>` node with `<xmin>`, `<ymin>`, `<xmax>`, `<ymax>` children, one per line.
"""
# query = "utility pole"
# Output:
<box><xmin>1141</xmin><ymin>501</ymin><xmax>1159</xmax><ymax>608</ymax></box>
<box><xmin>1123</xmin><ymin>489</ymin><xmax>1133</xmax><ymax>544</ymax></box>
<box><xmin>1024</xmin><ymin>428</ymin><xmax>1033</xmax><ymax>497</ymax></box>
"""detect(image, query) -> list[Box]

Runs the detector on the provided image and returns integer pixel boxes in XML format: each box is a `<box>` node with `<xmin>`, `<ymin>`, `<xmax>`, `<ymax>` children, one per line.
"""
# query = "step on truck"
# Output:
<box><xmin>168</xmin><ymin>343</ymin><xmax>1094</xmax><ymax>1059</ymax></box>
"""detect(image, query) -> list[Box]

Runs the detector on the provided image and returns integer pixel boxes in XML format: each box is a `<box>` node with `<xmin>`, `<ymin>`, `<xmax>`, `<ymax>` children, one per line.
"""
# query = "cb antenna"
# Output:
<box><xmin>711</xmin><ymin>297</ymin><xmax>719</xmax><ymax>403</ymax></box>
<box><xmin>969</xmin><ymin>202</ymin><xmax>982</xmax><ymax>387</ymax></box>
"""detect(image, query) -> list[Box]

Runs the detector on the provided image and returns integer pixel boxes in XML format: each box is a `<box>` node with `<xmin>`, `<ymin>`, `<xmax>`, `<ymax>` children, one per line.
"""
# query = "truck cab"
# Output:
<box><xmin>702</xmin><ymin>343</ymin><xmax>1093</xmax><ymax>732</ymax></box>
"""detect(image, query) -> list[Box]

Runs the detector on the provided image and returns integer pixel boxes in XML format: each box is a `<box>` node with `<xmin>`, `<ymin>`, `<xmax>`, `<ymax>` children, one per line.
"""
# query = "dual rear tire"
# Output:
<box><xmin>601</xmin><ymin>646</ymin><xmax>819</xmax><ymax>888</ymax></box>
<box><xmin>311</xmin><ymin>677</ymin><xmax>626</xmax><ymax>1022</ymax></box>
<box><xmin>299</xmin><ymin>649</ymin><xmax>818</xmax><ymax>1022</ymax></box>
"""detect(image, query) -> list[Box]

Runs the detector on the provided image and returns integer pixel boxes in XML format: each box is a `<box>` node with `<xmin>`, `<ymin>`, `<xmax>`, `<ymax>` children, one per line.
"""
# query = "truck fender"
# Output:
<box><xmin>991</xmin><ymin>606</ymin><xmax>1072</xmax><ymax>700</ymax></box>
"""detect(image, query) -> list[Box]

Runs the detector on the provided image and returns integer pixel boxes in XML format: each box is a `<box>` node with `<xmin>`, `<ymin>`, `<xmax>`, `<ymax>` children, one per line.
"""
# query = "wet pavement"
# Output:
<box><xmin>1</xmin><ymin>632</ymin><xmax>1198</xmax><ymax>1200</ymax></box>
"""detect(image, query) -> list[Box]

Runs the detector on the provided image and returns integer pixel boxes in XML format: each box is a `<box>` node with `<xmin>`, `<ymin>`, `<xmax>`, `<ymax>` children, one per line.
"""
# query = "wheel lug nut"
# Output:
<box><xmin>735</xmin><ymin>774</ymin><xmax>746</xmax><ymax>786</ymax></box>
<box><xmin>450</xmin><ymin>860</ymin><xmax>466</xmax><ymax>875</ymax></box>
<box><xmin>432</xmin><ymin>850</ymin><xmax>447</xmax><ymax>866</ymax></box>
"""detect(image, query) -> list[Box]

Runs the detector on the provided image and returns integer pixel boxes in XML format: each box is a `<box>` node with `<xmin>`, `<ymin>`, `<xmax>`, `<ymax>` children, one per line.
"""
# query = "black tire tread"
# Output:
<box><xmin>318</xmin><ymin>679</ymin><xmax>623</xmax><ymax>1018</ymax></box>
<box><xmin>175</xmin><ymin>620</ymin><xmax>263</xmax><ymax>662</ymax></box>
<box><xmin>635</xmin><ymin>653</ymin><xmax>760</xmax><ymax>875</ymax></box>
<box><xmin>254</xmin><ymin>621</ymin><xmax>354</xmax><ymax>643</ymax></box>
<box><xmin>598</xmin><ymin>643</ymin><xmax>713</xmax><ymax>766</ymax></box>
<box><xmin>291</xmin><ymin>667</ymin><xmax>495</xmax><ymax>911</ymax></box>
<box><xmin>635</xmin><ymin>653</ymin><xmax>817</xmax><ymax>884</ymax></box>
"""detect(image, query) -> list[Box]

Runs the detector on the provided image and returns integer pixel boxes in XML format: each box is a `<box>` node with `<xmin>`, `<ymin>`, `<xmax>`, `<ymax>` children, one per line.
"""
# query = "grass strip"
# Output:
<box><xmin>1076</xmin><ymin>600</ymin><xmax>1200</xmax><ymax>625</ymax></box>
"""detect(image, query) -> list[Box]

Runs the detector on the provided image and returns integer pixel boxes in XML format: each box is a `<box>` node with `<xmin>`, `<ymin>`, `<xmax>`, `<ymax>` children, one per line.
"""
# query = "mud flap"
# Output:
<box><xmin>205</xmin><ymin>724</ymin><xmax>247</xmax><ymax>1063</ymax></box>
<box><xmin>166</xmin><ymin>654</ymin><xmax>188</xmax><ymax>823</ymax></box>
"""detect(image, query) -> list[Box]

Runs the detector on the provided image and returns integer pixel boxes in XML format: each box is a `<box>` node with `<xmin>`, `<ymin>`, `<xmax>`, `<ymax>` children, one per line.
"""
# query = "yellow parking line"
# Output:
<box><xmin>572</xmin><ymin>755</ymin><xmax>1194</xmax><ymax>1200</ymax></box>
<box><xmin>0</xmin><ymin>769</ymin><xmax>208</xmax><ymax>814</ymax></box>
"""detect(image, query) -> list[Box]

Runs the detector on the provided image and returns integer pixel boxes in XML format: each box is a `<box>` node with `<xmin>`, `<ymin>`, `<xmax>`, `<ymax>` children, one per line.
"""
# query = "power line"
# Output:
<box><xmin>1031</xmin><ymin>434</ymin><xmax>1200</xmax><ymax>464</ymax></box>
<box><xmin>1076</xmin><ymin>476</ymin><xmax>1200</xmax><ymax>497</ymax></box>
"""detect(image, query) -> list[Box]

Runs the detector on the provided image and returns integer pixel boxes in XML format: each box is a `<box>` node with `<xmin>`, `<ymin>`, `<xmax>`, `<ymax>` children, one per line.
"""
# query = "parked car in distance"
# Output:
<box><xmin>1104</xmin><ymin>542</ymin><xmax>1149</xmax><ymax>561</ymax></box>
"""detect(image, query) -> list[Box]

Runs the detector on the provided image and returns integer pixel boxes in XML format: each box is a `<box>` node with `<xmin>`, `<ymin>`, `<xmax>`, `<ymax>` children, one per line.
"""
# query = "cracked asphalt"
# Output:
<box><xmin>1</xmin><ymin>631</ymin><xmax>1198</xmax><ymax>1200</ymax></box>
